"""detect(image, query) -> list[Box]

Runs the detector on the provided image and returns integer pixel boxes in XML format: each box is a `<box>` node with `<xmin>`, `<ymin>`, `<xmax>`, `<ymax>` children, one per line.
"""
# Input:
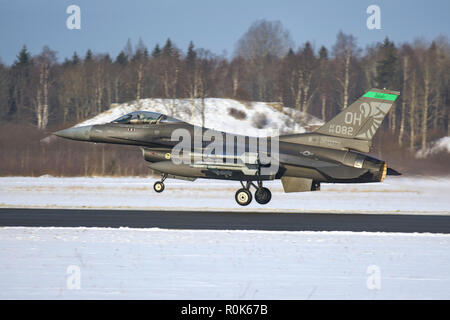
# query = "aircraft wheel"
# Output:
<box><xmin>153</xmin><ymin>181</ymin><xmax>165</xmax><ymax>193</ymax></box>
<box><xmin>255</xmin><ymin>187</ymin><xmax>272</xmax><ymax>205</ymax></box>
<box><xmin>235</xmin><ymin>188</ymin><xmax>252</xmax><ymax>206</ymax></box>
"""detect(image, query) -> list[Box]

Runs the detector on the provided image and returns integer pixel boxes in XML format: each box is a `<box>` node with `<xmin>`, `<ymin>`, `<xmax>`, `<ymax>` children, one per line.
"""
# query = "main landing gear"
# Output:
<box><xmin>152</xmin><ymin>174</ymin><xmax>271</xmax><ymax>206</ymax></box>
<box><xmin>235</xmin><ymin>181</ymin><xmax>272</xmax><ymax>206</ymax></box>
<box><xmin>153</xmin><ymin>173</ymin><xmax>167</xmax><ymax>193</ymax></box>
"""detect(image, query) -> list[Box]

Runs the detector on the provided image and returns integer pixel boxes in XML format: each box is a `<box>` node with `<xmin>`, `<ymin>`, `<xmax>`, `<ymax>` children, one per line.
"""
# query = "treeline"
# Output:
<box><xmin>0</xmin><ymin>20</ymin><xmax>449</xmax><ymax>176</ymax></box>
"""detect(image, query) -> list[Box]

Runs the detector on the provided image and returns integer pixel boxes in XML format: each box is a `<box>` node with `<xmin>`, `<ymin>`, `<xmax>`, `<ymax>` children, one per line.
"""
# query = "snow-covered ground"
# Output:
<box><xmin>0</xmin><ymin>176</ymin><xmax>449</xmax><ymax>214</ymax></box>
<box><xmin>1</xmin><ymin>176</ymin><xmax>449</xmax><ymax>299</ymax></box>
<box><xmin>0</xmin><ymin>227</ymin><xmax>449</xmax><ymax>299</ymax></box>
<box><xmin>75</xmin><ymin>98</ymin><xmax>323</xmax><ymax>137</ymax></box>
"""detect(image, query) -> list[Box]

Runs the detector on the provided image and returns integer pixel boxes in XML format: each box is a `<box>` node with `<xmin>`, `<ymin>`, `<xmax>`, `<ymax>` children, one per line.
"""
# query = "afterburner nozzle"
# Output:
<box><xmin>380</xmin><ymin>163</ymin><xmax>387</xmax><ymax>182</ymax></box>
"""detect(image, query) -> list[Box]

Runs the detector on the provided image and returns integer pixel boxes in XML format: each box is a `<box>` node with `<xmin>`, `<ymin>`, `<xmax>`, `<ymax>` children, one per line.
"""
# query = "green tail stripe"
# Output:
<box><xmin>363</xmin><ymin>91</ymin><xmax>398</xmax><ymax>101</ymax></box>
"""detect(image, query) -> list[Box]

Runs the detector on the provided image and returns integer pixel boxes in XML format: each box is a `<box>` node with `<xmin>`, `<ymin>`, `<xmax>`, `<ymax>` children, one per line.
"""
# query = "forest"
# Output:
<box><xmin>0</xmin><ymin>20</ymin><xmax>449</xmax><ymax>176</ymax></box>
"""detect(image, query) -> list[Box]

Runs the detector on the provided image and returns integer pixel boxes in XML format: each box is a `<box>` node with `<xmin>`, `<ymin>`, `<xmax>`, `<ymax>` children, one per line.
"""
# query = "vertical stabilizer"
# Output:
<box><xmin>315</xmin><ymin>88</ymin><xmax>400</xmax><ymax>141</ymax></box>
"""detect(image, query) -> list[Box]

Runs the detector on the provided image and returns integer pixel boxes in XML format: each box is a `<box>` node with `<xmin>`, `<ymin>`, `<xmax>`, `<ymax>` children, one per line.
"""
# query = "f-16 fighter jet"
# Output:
<box><xmin>54</xmin><ymin>88</ymin><xmax>401</xmax><ymax>206</ymax></box>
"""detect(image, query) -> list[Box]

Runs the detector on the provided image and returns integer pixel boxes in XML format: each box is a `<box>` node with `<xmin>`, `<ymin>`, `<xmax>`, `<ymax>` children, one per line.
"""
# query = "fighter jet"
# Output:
<box><xmin>54</xmin><ymin>88</ymin><xmax>401</xmax><ymax>206</ymax></box>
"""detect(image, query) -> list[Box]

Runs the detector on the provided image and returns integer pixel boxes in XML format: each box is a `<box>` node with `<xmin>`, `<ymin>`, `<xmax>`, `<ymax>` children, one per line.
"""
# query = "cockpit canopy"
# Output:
<box><xmin>112</xmin><ymin>111</ymin><xmax>183</xmax><ymax>124</ymax></box>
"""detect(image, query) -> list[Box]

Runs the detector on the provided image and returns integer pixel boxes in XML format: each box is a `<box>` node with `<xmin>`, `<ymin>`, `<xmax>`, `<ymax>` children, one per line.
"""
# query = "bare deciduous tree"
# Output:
<box><xmin>235</xmin><ymin>19</ymin><xmax>293</xmax><ymax>61</ymax></box>
<box><xmin>34</xmin><ymin>46</ymin><xmax>56</xmax><ymax>129</ymax></box>
<box><xmin>333</xmin><ymin>31</ymin><xmax>359</xmax><ymax>110</ymax></box>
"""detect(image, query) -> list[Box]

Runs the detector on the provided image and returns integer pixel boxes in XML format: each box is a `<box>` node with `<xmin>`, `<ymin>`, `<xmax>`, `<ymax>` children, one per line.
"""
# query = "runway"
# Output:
<box><xmin>1</xmin><ymin>208</ymin><xmax>449</xmax><ymax>233</ymax></box>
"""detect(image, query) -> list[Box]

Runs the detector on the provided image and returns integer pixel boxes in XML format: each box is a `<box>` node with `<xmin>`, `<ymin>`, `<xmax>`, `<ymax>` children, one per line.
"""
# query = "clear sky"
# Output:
<box><xmin>1</xmin><ymin>0</ymin><xmax>449</xmax><ymax>64</ymax></box>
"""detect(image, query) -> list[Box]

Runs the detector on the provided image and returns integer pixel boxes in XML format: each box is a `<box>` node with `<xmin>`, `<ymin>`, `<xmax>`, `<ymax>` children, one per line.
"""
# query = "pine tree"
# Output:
<box><xmin>318</xmin><ymin>46</ymin><xmax>330</xmax><ymax>121</ymax></box>
<box><xmin>162</xmin><ymin>38</ymin><xmax>174</xmax><ymax>57</ymax></box>
<box><xmin>151</xmin><ymin>44</ymin><xmax>161</xmax><ymax>58</ymax></box>
<box><xmin>115</xmin><ymin>51</ymin><xmax>128</xmax><ymax>65</ymax></box>
<box><xmin>319</xmin><ymin>46</ymin><xmax>328</xmax><ymax>60</ymax></box>
<box><xmin>9</xmin><ymin>45</ymin><xmax>33</xmax><ymax>121</ymax></box>
<box><xmin>72</xmin><ymin>52</ymin><xmax>80</xmax><ymax>65</ymax></box>
<box><xmin>297</xmin><ymin>41</ymin><xmax>317</xmax><ymax>114</ymax></box>
<box><xmin>84</xmin><ymin>49</ymin><xmax>93</xmax><ymax>62</ymax></box>
<box><xmin>15</xmin><ymin>45</ymin><xmax>31</xmax><ymax>66</ymax></box>
<box><xmin>375</xmin><ymin>37</ymin><xmax>398</xmax><ymax>132</ymax></box>
<box><xmin>186</xmin><ymin>41</ymin><xmax>197</xmax><ymax>69</ymax></box>
<box><xmin>375</xmin><ymin>37</ymin><xmax>398</xmax><ymax>89</ymax></box>
<box><xmin>286</xmin><ymin>48</ymin><xmax>295</xmax><ymax>58</ymax></box>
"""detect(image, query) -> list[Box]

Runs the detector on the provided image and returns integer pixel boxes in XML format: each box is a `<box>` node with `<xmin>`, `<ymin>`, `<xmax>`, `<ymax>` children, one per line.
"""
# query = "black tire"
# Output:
<box><xmin>235</xmin><ymin>188</ymin><xmax>252</xmax><ymax>206</ymax></box>
<box><xmin>255</xmin><ymin>187</ymin><xmax>272</xmax><ymax>205</ymax></box>
<box><xmin>153</xmin><ymin>181</ymin><xmax>165</xmax><ymax>193</ymax></box>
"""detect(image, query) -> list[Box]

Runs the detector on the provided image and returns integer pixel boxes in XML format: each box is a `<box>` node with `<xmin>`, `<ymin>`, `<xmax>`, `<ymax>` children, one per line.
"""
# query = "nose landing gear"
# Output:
<box><xmin>153</xmin><ymin>173</ymin><xmax>167</xmax><ymax>193</ymax></box>
<box><xmin>235</xmin><ymin>181</ymin><xmax>272</xmax><ymax>206</ymax></box>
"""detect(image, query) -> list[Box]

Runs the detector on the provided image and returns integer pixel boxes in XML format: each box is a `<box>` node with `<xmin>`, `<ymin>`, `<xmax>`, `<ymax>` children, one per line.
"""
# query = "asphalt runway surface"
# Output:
<box><xmin>1</xmin><ymin>208</ymin><xmax>450</xmax><ymax>233</ymax></box>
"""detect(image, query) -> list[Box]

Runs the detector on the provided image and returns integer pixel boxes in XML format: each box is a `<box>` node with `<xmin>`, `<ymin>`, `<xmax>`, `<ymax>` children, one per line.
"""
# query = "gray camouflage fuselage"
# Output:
<box><xmin>54</xmin><ymin>88</ymin><xmax>400</xmax><ymax>197</ymax></box>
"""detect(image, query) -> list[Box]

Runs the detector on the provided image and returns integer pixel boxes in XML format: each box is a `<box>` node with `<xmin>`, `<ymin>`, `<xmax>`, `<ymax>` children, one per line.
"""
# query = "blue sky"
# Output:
<box><xmin>1</xmin><ymin>0</ymin><xmax>449</xmax><ymax>64</ymax></box>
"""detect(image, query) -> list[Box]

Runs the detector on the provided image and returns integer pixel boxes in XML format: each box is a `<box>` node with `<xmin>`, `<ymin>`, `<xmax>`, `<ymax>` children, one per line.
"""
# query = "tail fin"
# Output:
<box><xmin>316</xmin><ymin>88</ymin><xmax>400</xmax><ymax>141</ymax></box>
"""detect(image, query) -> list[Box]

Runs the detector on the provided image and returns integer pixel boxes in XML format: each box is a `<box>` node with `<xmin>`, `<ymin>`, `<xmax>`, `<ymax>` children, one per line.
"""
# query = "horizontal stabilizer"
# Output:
<box><xmin>281</xmin><ymin>177</ymin><xmax>320</xmax><ymax>193</ymax></box>
<box><xmin>387</xmin><ymin>167</ymin><xmax>402</xmax><ymax>176</ymax></box>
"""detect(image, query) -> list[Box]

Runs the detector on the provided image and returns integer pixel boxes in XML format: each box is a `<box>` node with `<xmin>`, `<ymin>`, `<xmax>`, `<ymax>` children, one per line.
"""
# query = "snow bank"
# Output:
<box><xmin>0</xmin><ymin>176</ymin><xmax>449</xmax><ymax>214</ymax></box>
<box><xmin>1</xmin><ymin>227</ymin><xmax>449</xmax><ymax>299</ymax></box>
<box><xmin>75</xmin><ymin>98</ymin><xmax>323</xmax><ymax>137</ymax></box>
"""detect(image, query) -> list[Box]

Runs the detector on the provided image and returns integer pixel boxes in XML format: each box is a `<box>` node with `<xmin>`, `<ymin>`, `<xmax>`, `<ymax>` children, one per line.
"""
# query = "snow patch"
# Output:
<box><xmin>1</xmin><ymin>227</ymin><xmax>449</xmax><ymax>299</ymax></box>
<box><xmin>416</xmin><ymin>136</ymin><xmax>450</xmax><ymax>158</ymax></box>
<box><xmin>0</xmin><ymin>176</ymin><xmax>449</xmax><ymax>214</ymax></box>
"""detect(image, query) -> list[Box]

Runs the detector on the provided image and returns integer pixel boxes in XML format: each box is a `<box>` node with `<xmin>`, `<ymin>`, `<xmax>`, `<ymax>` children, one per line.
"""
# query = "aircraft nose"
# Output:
<box><xmin>53</xmin><ymin>125</ymin><xmax>93</xmax><ymax>141</ymax></box>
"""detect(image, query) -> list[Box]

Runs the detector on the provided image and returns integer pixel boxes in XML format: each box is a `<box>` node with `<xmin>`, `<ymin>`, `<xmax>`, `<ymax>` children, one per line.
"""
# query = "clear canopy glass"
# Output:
<box><xmin>112</xmin><ymin>111</ymin><xmax>183</xmax><ymax>124</ymax></box>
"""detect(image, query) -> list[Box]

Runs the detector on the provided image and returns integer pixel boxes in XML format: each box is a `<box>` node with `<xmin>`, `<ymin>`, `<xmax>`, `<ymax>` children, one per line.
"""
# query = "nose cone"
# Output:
<box><xmin>53</xmin><ymin>125</ymin><xmax>93</xmax><ymax>141</ymax></box>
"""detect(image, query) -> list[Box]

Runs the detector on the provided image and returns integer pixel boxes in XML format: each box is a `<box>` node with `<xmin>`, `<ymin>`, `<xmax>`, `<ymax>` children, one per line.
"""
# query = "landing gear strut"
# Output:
<box><xmin>153</xmin><ymin>174</ymin><xmax>167</xmax><ymax>193</ymax></box>
<box><xmin>235</xmin><ymin>181</ymin><xmax>272</xmax><ymax>206</ymax></box>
